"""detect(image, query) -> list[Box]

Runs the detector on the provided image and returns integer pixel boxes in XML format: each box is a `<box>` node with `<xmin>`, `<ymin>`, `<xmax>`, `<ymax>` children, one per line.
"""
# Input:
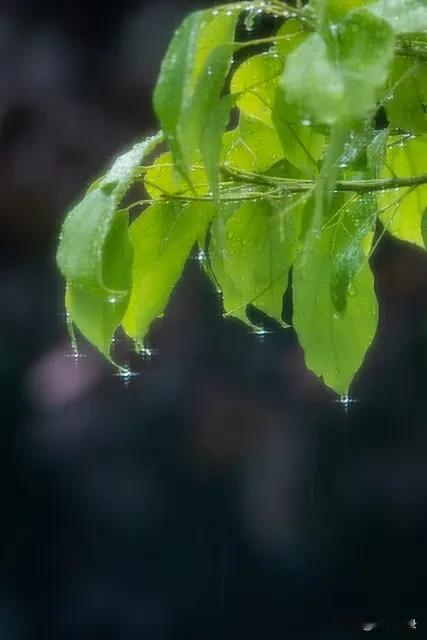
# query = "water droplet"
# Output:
<box><xmin>108</xmin><ymin>295</ymin><xmax>118</xmax><ymax>304</ymax></box>
<box><xmin>362</xmin><ymin>622</ymin><xmax>377</xmax><ymax>632</ymax></box>
<box><xmin>115</xmin><ymin>366</ymin><xmax>139</xmax><ymax>387</ymax></box>
<box><xmin>408</xmin><ymin>618</ymin><xmax>417</xmax><ymax>630</ymax></box>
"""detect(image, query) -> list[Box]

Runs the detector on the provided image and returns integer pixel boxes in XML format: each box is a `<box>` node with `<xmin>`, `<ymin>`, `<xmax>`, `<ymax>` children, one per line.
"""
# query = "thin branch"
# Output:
<box><xmin>222</xmin><ymin>164</ymin><xmax>427</xmax><ymax>194</ymax></box>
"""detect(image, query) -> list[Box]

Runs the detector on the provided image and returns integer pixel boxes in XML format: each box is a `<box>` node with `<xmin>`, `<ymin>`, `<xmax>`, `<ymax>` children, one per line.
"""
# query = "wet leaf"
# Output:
<box><xmin>293</xmin><ymin>221</ymin><xmax>378</xmax><ymax>395</ymax></box>
<box><xmin>378</xmin><ymin>135</ymin><xmax>427</xmax><ymax>247</ymax></box>
<box><xmin>272</xmin><ymin>86</ymin><xmax>325</xmax><ymax>177</ymax></box>
<box><xmin>330</xmin><ymin>194</ymin><xmax>378</xmax><ymax>312</ymax></box>
<box><xmin>369</xmin><ymin>0</ymin><xmax>427</xmax><ymax>35</ymax></box>
<box><xmin>222</xmin><ymin>116</ymin><xmax>285</xmax><ymax>173</ymax></box>
<box><xmin>230</xmin><ymin>52</ymin><xmax>283</xmax><ymax>126</ymax></box>
<box><xmin>153</xmin><ymin>9</ymin><xmax>238</xmax><ymax>188</ymax></box>
<box><xmin>385</xmin><ymin>57</ymin><xmax>427</xmax><ymax>135</ymax></box>
<box><xmin>219</xmin><ymin>199</ymin><xmax>302</xmax><ymax>325</ymax></box>
<box><xmin>282</xmin><ymin>11</ymin><xmax>394</xmax><ymax>124</ymax></box>
<box><xmin>65</xmin><ymin>211</ymin><xmax>133</xmax><ymax>357</ymax></box>
<box><xmin>57</xmin><ymin>134</ymin><xmax>163</xmax><ymax>356</ymax></box>
<box><xmin>144</xmin><ymin>151</ymin><xmax>207</xmax><ymax>198</ymax></box>
<box><xmin>123</xmin><ymin>202</ymin><xmax>214</xmax><ymax>340</ymax></box>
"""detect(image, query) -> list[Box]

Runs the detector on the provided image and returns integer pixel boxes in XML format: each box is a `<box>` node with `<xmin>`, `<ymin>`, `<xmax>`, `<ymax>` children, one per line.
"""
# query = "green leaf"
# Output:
<box><xmin>57</xmin><ymin>133</ymin><xmax>163</xmax><ymax>287</ymax></box>
<box><xmin>222</xmin><ymin>117</ymin><xmax>285</xmax><ymax>173</ymax></box>
<box><xmin>122</xmin><ymin>201</ymin><xmax>214</xmax><ymax>340</ymax></box>
<box><xmin>282</xmin><ymin>10</ymin><xmax>395</xmax><ymax>124</ymax></box>
<box><xmin>422</xmin><ymin>208</ymin><xmax>427</xmax><ymax>249</ymax></box>
<box><xmin>144</xmin><ymin>151</ymin><xmax>207</xmax><ymax>198</ymax></box>
<box><xmin>65</xmin><ymin>210</ymin><xmax>133</xmax><ymax>356</ymax></box>
<box><xmin>208</xmin><ymin>203</ymin><xmax>253</xmax><ymax>327</ymax></box>
<box><xmin>57</xmin><ymin>134</ymin><xmax>163</xmax><ymax>357</ymax></box>
<box><xmin>153</xmin><ymin>9</ymin><xmax>238</xmax><ymax>188</ymax></box>
<box><xmin>378</xmin><ymin>135</ymin><xmax>427</xmax><ymax>247</ymax></box>
<box><xmin>209</xmin><ymin>198</ymin><xmax>302</xmax><ymax>327</ymax></box>
<box><xmin>200</xmin><ymin>95</ymin><xmax>233</xmax><ymax>196</ymax></box>
<box><xmin>272</xmin><ymin>86</ymin><xmax>325</xmax><ymax>177</ymax></box>
<box><xmin>385</xmin><ymin>57</ymin><xmax>427</xmax><ymax>134</ymax></box>
<box><xmin>330</xmin><ymin>194</ymin><xmax>378</xmax><ymax>312</ymax></box>
<box><xmin>230</xmin><ymin>52</ymin><xmax>283</xmax><ymax>125</ymax></box>
<box><xmin>282</xmin><ymin>32</ymin><xmax>345</xmax><ymax>125</ymax></box>
<box><xmin>368</xmin><ymin>0</ymin><xmax>427</xmax><ymax>34</ymax></box>
<box><xmin>293</xmin><ymin>221</ymin><xmax>378</xmax><ymax>395</ymax></box>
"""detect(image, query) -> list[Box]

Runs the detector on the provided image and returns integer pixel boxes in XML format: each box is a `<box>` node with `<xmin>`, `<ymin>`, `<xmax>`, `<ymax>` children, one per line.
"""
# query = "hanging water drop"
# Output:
<box><xmin>115</xmin><ymin>366</ymin><xmax>139</xmax><ymax>387</ymax></box>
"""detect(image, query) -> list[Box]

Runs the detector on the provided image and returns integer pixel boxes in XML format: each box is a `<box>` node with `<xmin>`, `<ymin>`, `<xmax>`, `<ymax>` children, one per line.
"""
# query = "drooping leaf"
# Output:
<box><xmin>330</xmin><ymin>194</ymin><xmax>378</xmax><ymax>312</ymax></box>
<box><xmin>153</xmin><ymin>9</ymin><xmax>239</xmax><ymax>188</ymax></box>
<box><xmin>378</xmin><ymin>135</ymin><xmax>427</xmax><ymax>247</ymax></box>
<box><xmin>122</xmin><ymin>201</ymin><xmax>214</xmax><ymax>341</ymax></box>
<box><xmin>282</xmin><ymin>10</ymin><xmax>395</xmax><ymax>125</ymax></box>
<box><xmin>368</xmin><ymin>0</ymin><xmax>427</xmax><ymax>34</ymax></box>
<box><xmin>223</xmin><ymin>199</ymin><xmax>302</xmax><ymax>324</ymax></box>
<box><xmin>57</xmin><ymin>134</ymin><xmax>163</xmax><ymax>356</ymax></box>
<box><xmin>208</xmin><ymin>203</ymin><xmax>253</xmax><ymax>327</ymax></box>
<box><xmin>272</xmin><ymin>85</ymin><xmax>325</xmax><ymax>177</ymax></box>
<box><xmin>385</xmin><ymin>57</ymin><xmax>427</xmax><ymax>135</ymax></box>
<box><xmin>200</xmin><ymin>95</ymin><xmax>233</xmax><ymax>196</ymax></box>
<box><xmin>65</xmin><ymin>210</ymin><xmax>133</xmax><ymax>356</ymax></box>
<box><xmin>57</xmin><ymin>133</ymin><xmax>162</xmax><ymax>287</ymax></box>
<box><xmin>209</xmin><ymin>197</ymin><xmax>302</xmax><ymax>327</ymax></box>
<box><xmin>293</xmin><ymin>219</ymin><xmax>378</xmax><ymax>395</ymax></box>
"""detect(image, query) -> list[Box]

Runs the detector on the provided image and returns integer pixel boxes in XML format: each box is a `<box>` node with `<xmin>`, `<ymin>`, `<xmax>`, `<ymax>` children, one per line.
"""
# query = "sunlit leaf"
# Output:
<box><xmin>222</xmin><ymin>116</ymin><xmax>285</xmax><ymax>173</ymax></box>
<box><xmin>153</xmin><ymin>9</ymin><xmax>238</xmax><ymax>188</ymax></box>
<box><xmin>378</xmin><ymin>135</ymin><xmax>427</xmax><ymax>247</ymax></box>
<box><xmin>230</xmin><ymin>52</ymin><xmax>283</xmax><ymax>125</ymax></box>
<box><xmin>123</xmin><ymin>202</ymin><xmax>214</xmax><ymax>340</ymax></box>
<box><xmin>144</xmin><ymin>151</ymin><xmax>207</xmax><ymax>198</ymax></box>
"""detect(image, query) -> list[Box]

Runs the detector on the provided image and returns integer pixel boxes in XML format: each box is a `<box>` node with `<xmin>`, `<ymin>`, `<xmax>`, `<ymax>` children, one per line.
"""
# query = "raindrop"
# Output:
<box><xmin>108</xmin><ymin>295</ymin><xmax>118</xmax><ymax>304</ymax></box>
<box><xmin>362</xmin><ymin>622</ymin><xmax>377</xmax><ymax>632</ymax></box>
<box><xmin>66</xmin><ymin>343</ymin><xmax>85</xmax><ymax>364</ymax></box>
<box><xmin>408</xmin><ymin>618</ymin><xmax>417</xmax><ymax>630</ymax></box>
<box><xmin>115</xmin><ymin>366</ymin><xmax>139</xmax><ymax>387</ymax></box>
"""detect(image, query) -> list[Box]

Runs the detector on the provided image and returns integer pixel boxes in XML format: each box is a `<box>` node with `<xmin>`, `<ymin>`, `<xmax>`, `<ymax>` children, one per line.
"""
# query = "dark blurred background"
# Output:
<box><xmin>1</xmin><ymin>0</ymin><xmax>427</xmax><ymax>638</ymax></box>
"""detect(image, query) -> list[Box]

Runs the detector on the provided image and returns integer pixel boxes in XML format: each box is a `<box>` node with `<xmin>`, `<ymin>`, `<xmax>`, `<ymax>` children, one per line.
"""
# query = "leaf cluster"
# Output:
<box><xmin>57</xmin><ymin>0</ymin><xmax>427</xmax><ymax>394</ymax></box>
